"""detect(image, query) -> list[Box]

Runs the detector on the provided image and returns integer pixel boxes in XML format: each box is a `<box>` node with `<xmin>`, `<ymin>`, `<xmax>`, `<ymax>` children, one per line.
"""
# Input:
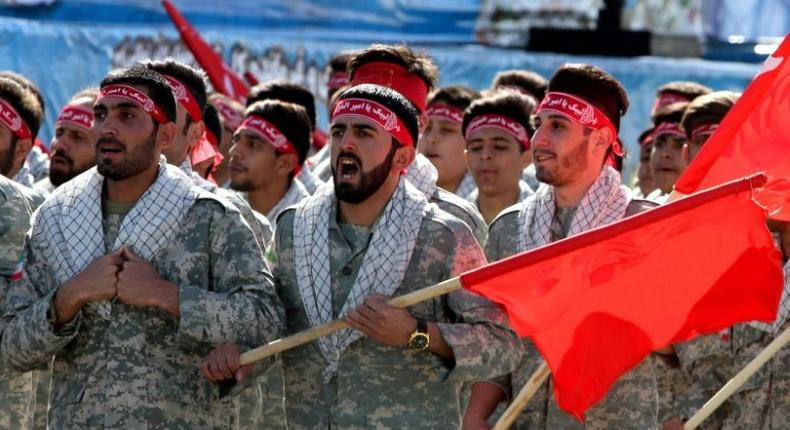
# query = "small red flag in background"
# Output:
<box><xmin>461</xmin><ymin>174</ymin><xmax>784</xmax><ymax>421</ymax></box>
<box><xmin>162</xmin><ymin>0</ymin><xmax>250</xmax><ymax>102</ymax></box>
<box><xmin>674</xmin><ymin>33</ymin><xmax>790</xmax><ymax>221</ymax></box>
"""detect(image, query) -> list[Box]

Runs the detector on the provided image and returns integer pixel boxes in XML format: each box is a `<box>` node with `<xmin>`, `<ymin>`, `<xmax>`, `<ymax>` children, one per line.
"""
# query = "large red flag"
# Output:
<box><xmin>161</xmin><ymin>0</ymin><xmax>250</xmax><ymax>102</ymax></box>
<box><xmin>674</xmin><ymin>33</ymin><xmax>790</xmax><ymax>220</ymax></box>
<box><xmin>462</xmin><ymin>174</ymin><xmax>784</xmax><ymax>421</ymax></box>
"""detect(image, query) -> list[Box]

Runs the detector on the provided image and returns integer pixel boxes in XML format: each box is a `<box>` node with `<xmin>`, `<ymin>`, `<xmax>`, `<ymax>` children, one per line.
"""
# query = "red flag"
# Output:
<box><xmin>461</xmin><ymin>174</ymin><xmax>784</xmax><ymax>421</ymax></box>
<box><xmin>161</xmin><ymin>0</ymin><xmax>249</xmax><ymax>102</ymax></box>
<box><xmin>674</xmin><ymin>33</ymin><xmax>790</xmax><ymax>220</ymax></box>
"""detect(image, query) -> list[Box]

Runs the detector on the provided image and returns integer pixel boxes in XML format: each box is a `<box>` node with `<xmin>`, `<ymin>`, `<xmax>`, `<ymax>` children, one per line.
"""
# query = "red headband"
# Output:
<box><xmin>653</xmin><ymin>121</ymin><xmax>686</xmax><ymax>139</ymax></box>
<box><xmin>164</xmin><ymin>75</ymin><xmax>202</xmax><ymax>122</ymax></box>
<box><xmin>239</xmin><ymin>115</ymin><xmax>301</xmax><ymax>174</ymax></box>
<box><xmin>56</xmin><ymin>104</ymin><xmax>94</xmax><ymax>130</ymax></box>
<box><xmin>652</xmin><ymin>92</ymin><xmax>690</xmax><ymax>114</ymax></box>
<box><xmin>465</xmin><ymin>114</ymin><xmax>530</xmax><ymax>150</ymax></box>
<box><xmin>690</xmin><ymin>123</ymin><xmax>718</xmax><ymax>140</ymax></box>
<box><xmin>426</xmin><ymin>103</ymin><xmax>463</xmax><ymax>124</ymax></box>
<box><xmin>332</xmin><ymin>97</ymin><xmax>414</xmax><ymax>147</ymax></box>
<box><xmin>99</xmin><ymin>85</ymin><xmax>168</xmax><ymax>123</ymax></box>
<box><xmin>327</xmin><ymin>71</ymin><xmax>350</xmax><ymax>91</ymax></box>
<box><xmin>213</xmin><ymin>99</ymin><xmax>243</xmax><ymax>130</ymax></box>
<box><xmin>0</xmin><ymin>98</ymin><xmax>32</xmax><ymax>140</ymax></box>
<box><xmin>537</xmin><ymin>91</ymin><xmax>622</xmax><ymax>155</ymax></box>
<box><xmin>351</xmin><ymin>62</ymin><xmax>429</xmax><ymax>113</ymax></box>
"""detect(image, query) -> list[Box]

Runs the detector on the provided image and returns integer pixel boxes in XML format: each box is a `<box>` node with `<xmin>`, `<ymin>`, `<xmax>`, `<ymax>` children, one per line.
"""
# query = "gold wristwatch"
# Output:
<box><xmin>407</xmin><ymin>318</ymin><xmax>430</xmax><ymax>351</ymax></box>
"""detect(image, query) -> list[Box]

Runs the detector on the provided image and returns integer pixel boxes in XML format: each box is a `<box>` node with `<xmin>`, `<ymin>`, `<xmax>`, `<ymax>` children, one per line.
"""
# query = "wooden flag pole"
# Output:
<box><xmin>239</xmin><ymin>277</ymin><xmax>463</xmax><ymax>366</ymax></box>
<box><xmin>684</xmin><ymin>323</ymin><xmax>790</xmax><ymax>429</ymax></box>
<box><xmin>492</xmin><ymin>361</ymin><xmax>551</xmax><ymax>430</ymax></box>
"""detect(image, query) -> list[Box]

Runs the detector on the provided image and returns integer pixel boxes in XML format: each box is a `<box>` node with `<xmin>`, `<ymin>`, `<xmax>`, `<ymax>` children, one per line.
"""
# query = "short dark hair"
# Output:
<box><xmin>653</xmin><ymin>102</ymin><xmax>689</xmax><ymax>127</ymax></box>
<box><xmin>141</xmin><ymin>58</ymin><xmax>209</xmax><ymax>111</ymax></box>
<box><xmin>329</xmin><ymin>51</ymin><xmax>355</xmax><ymax>73</ymax></box>
<box><xmin>246</xmin><ymin>80</ymin><xmax>317</xmax><ymax>130</ymax></box>
<box><xmin>0</xmin><ymin>77</ymin><xmax>44</xmax><ymax>139</ymax></box>
<box><xmin>427</xmin><ymin>85</ymin><xmax>481</xmax><ymax>112</ymax></box>
<box><xmin>656</xmin><ymin>81</ymin><xmax>713</xmax><ymax>101</ymax></box>
<box><xmin>0</xmin><ymin>71</ymin><xmax>45</xmax><ymax>115</ymax></box>
<box><xmin>348</xmin><ymin>44</ymin><xmax>439</xmax><ymax>91</ymax></box>
<box><xmin>100</xmin><ymin>66</ymin><xmax>177</xmax><ymax>123</ymax></box>
<box><xmin>547</xmin><ymin>63</ymin><xmax>629</xmax><ymax>132</ymax></box>
<box><xmin>462</xmin><ymin>91</ymin><xmax>535</xmax><ymax>152</ymax></box>
<box><xmin>246</xmin><ymin>100</ymin><xmax>312</xmax><ymax>167</ymax></box>
<box><xmin>335</xmin><ymin>83</ymin><xmax>419</xmax><ymax>148</ymax></box>
<box><xmin>680</xmin><ymin>91</ymin><xmax>739</xmax><ymax>139</ymax></box>
<box><xmin>203</xmin><ymin>104</ymin><xmax>222</xmax><ymax>146</ymax></box>
<box><xmin>491</xmin><ymin>69</ymin><xmax>548</xmax><ymax>101</ymax></box>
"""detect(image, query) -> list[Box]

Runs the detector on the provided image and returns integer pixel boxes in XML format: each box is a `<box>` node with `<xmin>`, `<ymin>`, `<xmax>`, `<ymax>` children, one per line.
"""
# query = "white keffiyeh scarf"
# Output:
<box><xmin>266</xmin><ymin>179</ymin><xmax>309</xmax><ymax>222</ymax></box>
<box><xmin>405</xmin><ymin>153</ymin><xmax>438</xmax><ymax>199</ymax></box>
<box><xmin>293</xmin><ymin>178</ymin><xmax>429</xmax><ymax>380</ymax></box>
<box><xmin>297</xmin><ymin>167</ymin><xmax>323</xmax><ymax>194</ymax></box>
<box><xmin>34</xmin><ymin>157</ymin><xmax>199</xmax><ymax>318</ymax></box>
<box><xmin>455</xmin><ymin>172</ymin><xmax>477</xmax><ymax>200</ymax></box>
<box><xmin>12</xmin><ymin>162</ymin><xmax>35</xmax><ymax>187</ymax></box>
<box><xmin>517</xmin><ymin>166</ymin><xmax>631</xmax><ymax>253</ymax></box>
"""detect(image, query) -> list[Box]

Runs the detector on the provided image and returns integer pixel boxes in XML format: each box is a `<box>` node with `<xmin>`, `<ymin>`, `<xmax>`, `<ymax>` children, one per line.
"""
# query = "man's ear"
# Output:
<box><xmin>156</xmin><ymin>122</ymin><xmax>178</xmax><ymax>152</ymax></box>
<box><xmin>276</xmin><ymin>153</ymin><xmax>299</xmax><ymax>177</ymax></box>
<box><xmin>186</xmin><ymin>120</ymin><xmax>206</xmax><ymax>152</ymax></box>
<box><xmin>13</xmin><ymin>138</ymin><xmax>33</xmax><ymax>170</ymax></box>
<box><xmin>591</xmin><ymin>127</ymin><xmax>614</xmax><ymax>152</ymax></box>
<box><xmin>392</xmin><ymin>145</ymin><xmax>416</xmax><ymax>172</ymax></box>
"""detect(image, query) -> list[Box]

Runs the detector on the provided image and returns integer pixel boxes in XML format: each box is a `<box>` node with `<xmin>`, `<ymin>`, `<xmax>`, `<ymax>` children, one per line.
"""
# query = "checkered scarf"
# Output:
<box><xmin>33</xmin><ymin>157</ymin><xmax>198</xmax><ymax>318</ymax></box>
<box><xmin>517</xmin><ymin>166</ymin><xmax>631</xmax><ymax>252</ymax></box>
<box><xmin>12</xmin><ymin>162</ymin><xmax>35</xmax><ymax>187</ymax></box>
<box><xmin>455</xmin><ymin>172</ymin><xmax>477</xmax><ymax>200</ymax></box>
<box><xmin>405</xmin><ymin>153</ymin><xmax>438</xmax><ymax>199</ymax></box>
<box><xmin>298</xmin><ymin>168</ymin><xmax>323</xmax><ymax>194</ymax></box>
<box><xmin>293</xmin><ymin>177</ymin><xmax>429</xmax><ymax>381</ymax></box>
<box><xmin>266</xmin><ymin>179</ymin><xmax>309</xmax><ymax>222</ymax></box>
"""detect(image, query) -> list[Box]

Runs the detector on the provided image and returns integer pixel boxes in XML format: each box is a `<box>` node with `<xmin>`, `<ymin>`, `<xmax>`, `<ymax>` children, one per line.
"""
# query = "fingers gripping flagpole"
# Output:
<box><xmin>238</xmin><ymin>277</ymin><xmax>462</xmax><ymax>366</ymax></box>
<box><xmin>683</xmin><ymin>324</ymin><xmax>790</xmax><ymax>429</ymax></box>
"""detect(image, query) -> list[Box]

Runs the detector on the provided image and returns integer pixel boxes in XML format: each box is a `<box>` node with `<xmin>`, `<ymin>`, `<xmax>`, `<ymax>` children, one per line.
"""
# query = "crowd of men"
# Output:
<box><xmin>0</xmin><ymin>42</ymin><xmax>788</xmax><ymax>430</ymax></box>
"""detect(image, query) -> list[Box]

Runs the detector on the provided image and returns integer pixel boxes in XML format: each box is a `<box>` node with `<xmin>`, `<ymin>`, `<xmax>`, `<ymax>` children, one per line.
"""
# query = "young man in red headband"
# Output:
<box><xmin>229</xmin><ymin>100</ymin><xmax>312</xmax><ymax>225</ymax></box>
<box><xmin>681</xmin><ymin>91</ymin><xmax>739</xmax><ymax>164</ymax></box>
<box><xmin>34</xmin><ymin>88</ymin><xmax>99</xmax><ymax>193</ymax></box>
<box><xmin>0</xmin><ymin>77</ymin><xmax>44</xmax><ymax>195</ymax></box>
<box><xmin>463</xmin><ymin>91</ymin><xmax>535</xmax><ymax>224</ymax></box>
<box><xmin>651</xmin><ymin>81</ymin><xmax>712</xmax><ymax>118</ymax></box>
<box><xmin>647</xmin><ymin>102</ymin><xmax>690</xmax><ymax>203</ymax></box>
<box><xmin>632</xmin><ymin>127</ymin><xmax>656</xmax><ymax>199</ymax></box>
<box><xmin>0</xmin><ymin>66</ymin><xmax>284</xmax><ymax>429</ymax></box>
<box><xmin>418</xmin><ymin>85</ymin><xmax>481</xmax><ymax>198</ymax></box>
<box><xmin>347</xmin><ymin>43</ymin><xmax>488</xmax><ymax>244</ymax></box>
<box><xmin>203</xmin><ymin>83</ymin><xmax>520</xmax><ymax>429</ymax></box>
<box><xmin>465</xmin><ymin>63</ymin><xmax>658</xmax><ymax>430</ymax></box>
<box><xmin>144</xmin><ymin>59</ymin><xmax>273</xmax><ymax>251</ymax></box>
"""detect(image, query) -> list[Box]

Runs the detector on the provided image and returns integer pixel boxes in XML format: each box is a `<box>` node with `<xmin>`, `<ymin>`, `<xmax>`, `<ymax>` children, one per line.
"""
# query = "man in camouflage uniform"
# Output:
<box><xmin>0</xmin><ymin>175</ymin><xmax>37</xmax><ymax>429</ymax></box>
<box><xmin>0</xmin><ymin>66</ymin><xmax>283</xmax><ymax>429</ymax></box>
<box><xmin>204</xmin><ymin>84</ymin><xmax>521</xmax><ymax>429</ymax></box>
<box><xmin>465</xmin><ymin>64</ymin><xmax>658</xmax><ymax>430</ymax></box>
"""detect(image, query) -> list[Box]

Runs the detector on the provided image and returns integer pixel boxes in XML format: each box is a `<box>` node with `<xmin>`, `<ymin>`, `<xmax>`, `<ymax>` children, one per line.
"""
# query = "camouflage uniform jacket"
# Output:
<box><xmin>0</xmin><ymin>188</ymin><xmax>284</xmax><ymax>429</ymax></box>
<box><xmin>432</xmin><ymin>188</ymin><xmax>488</xmax><ymax>245</ymax></box>
<box><xmin>484</xmin><ymin>200</ymin><xmax>658</xmax><ymax>430</ymax></box>
<box><xmin>269</xmin><ymin>203</ymin><xmax>521</xmax><ymax>430</ymax></box>
<box><xmin>0</xmin><ymin>176</ymin><xmax>37</xmax><ymax>430</ymax></box>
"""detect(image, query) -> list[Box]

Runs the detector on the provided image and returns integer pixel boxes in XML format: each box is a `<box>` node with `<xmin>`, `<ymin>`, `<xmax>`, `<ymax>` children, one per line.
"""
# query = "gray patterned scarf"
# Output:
<box><xmin>405</xmin><ymin>153</ymin><xmax>438</xmax><ymax>199</ymax></box>
<box><xmin>293</xmin><ymin>178</ymin><xmax>429</xmax><ymax>380</ymax></box>
<box><xmin>33</xmin><ymin>157</ymin><xmax>198</xmax><ymax>318</ymax></box>
<box><xmin>12</xmin><ymin>162</ymin><xmax>35</xmax><ymax>187</ymax></box>
<box><xmin>517</xmin><ymin>166</ymin><xmax>631</xmax><ymax>252</ymax></box>
<box><xmin>455</xmin><ymin>172</ymin><xmax>477</xmax><ymax>200</ymax></box>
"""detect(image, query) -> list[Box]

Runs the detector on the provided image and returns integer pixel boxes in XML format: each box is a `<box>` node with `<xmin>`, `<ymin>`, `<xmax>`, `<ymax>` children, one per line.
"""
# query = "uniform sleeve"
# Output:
<box><xmin>434</xmin><ymin>224</ymin><xmax>522</xmax><ymax>384</ymax></box>
<box><xmin>1</xmin><ymin>230</ymin><xmax>83</xmax><ymax>371</ymax></box>
<box><xmin>176</xmin><ymin>203</ymin><xmax>285</xmax><ymax>350</ymax></box>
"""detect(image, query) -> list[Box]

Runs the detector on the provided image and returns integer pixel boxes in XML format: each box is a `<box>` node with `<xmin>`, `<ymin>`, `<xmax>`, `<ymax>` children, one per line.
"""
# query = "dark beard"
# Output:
<box><xmin>535</xmin><ymin>137</ymin><xmax>589</xmax><ymax>186</ymax></box>
<box><xmin>333</xmin><ymin>145</ymin><xmax>397</xmax><ymax>204</ymax></box>
<box><xmin>97</xmin><ymin>128</ymin><xmax>158</xmax><ymax>181</ymax></box>
<box><xmin>49</xmin><ymin>152</ymin><xmax>94</xmax><ymax>187</ymax></box>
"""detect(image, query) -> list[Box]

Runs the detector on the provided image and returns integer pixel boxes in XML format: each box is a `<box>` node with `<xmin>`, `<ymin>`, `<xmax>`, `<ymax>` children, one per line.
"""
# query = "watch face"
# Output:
<box><xmin>410</xmin><ymin>333</ymin><xmax>429</xmax><ymax>350</ymax></box>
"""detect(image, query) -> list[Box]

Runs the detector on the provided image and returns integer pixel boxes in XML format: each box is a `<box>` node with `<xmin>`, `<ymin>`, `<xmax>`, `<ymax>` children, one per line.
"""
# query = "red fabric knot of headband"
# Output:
<box><xmin>327</xmin><ymin>71</ymin><xmax>350</xmax><ymax>92</ymax></box>
<box><xmin>537</xmin><ymin>91</ymin><xmax>622</xmax><ymax>155</ymax></box>
<box><xmin>332</xmin><ymin>97</ymin><xmax>415</xmax><ymax>147</ymax></box>
<box><xmin>426</xmin><ymin>103</ymin><xmax>464</xmax><ymax>124</ymax></box>
<box><xmin>239</xmin><ymin>115</ymin><xmax>301</xmax><ymax>175</ymax></box>
<box><xmin>465</xmin><ymin>114</ymin><xmax>530</xmax><ymax>150</ymax></box>
<box><xmin>214</xmin><ymin>100</ymin><xmax>243</xmax><ymax>131</ymax></box>
<box><xmin>164</xmin><ymin>75</ymin><xmax>203</xmax><ymax>122</ymax></box>
<box><xmin>99</xmin><ymin>85</ymin><xmax>168</xmax><ymax>124</ymax></box>
<box><xmin>0</xmin><ymin>98</ymin><xmax>32</xmax><ymax>140</ymax></box>
<box><xmin>57</xmin><ymin>105</ymin><xmax>94</xmax><ymax>130</ymax></box>
<box><xmin>351</xmin><ymin>62</ymin><xmax>429</xmax><ymax>113</ymax></box>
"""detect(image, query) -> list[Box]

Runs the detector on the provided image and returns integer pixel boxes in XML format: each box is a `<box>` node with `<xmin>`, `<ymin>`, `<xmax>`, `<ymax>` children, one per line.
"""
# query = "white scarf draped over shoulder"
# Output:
<box><xmin>293</xmin><ymin>177</ymin><xmax>429</xmax><ymax>380</ymax></box>
<box><xmin>33</xmin><ymin>157</ymin><xmax>199</xmax><ymax>317</ymax></box>
<box><xmin>517</xmin><ymin>166</ymin><xmax>631</xmax><ymax>252</ymax></box>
